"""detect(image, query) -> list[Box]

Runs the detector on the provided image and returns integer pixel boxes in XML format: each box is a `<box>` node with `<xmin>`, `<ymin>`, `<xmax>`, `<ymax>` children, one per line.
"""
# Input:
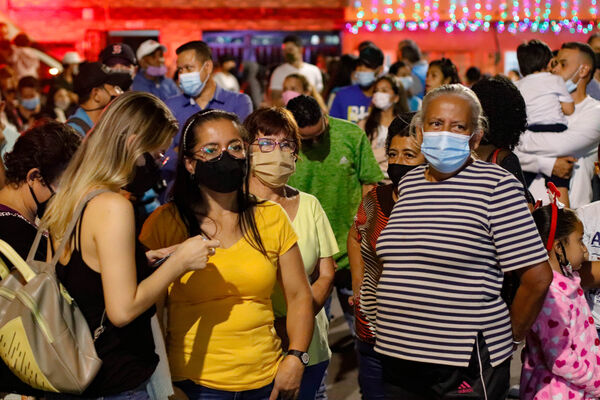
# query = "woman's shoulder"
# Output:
<box><xmin>145</xmin><ymin>202</ymin><xmax>182</xmax><ymax>227</ymax></box>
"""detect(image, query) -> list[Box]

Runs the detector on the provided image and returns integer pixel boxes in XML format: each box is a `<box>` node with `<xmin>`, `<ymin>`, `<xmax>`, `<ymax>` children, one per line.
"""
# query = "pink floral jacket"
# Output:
<box><xmin>520</xmin><ymin>271</ymin><xmax>600</xmax><ymax>400</ymax></box>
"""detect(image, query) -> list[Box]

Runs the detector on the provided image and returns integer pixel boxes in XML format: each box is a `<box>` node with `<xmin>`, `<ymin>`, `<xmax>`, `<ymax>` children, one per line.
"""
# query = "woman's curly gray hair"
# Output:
<box><xmin>410</xmin><ymin>84</ymin><xmax>488</xmax><ymax>137</ymax></box>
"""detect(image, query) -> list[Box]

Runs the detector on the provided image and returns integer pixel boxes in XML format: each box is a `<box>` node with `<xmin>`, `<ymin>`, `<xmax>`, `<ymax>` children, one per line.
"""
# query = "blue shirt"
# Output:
<box><xmin>412</xmin><ymin>60</ymin><xmax>428</xmax><ymax>98</ymax></box>
<box><xmin>162</xmin><ymin>85</ymin><xmax>253</xmax><ymax>181</ymax></box>
<box><xmin>329</xmin><ymin>84</ymin><xmax>371</xmax><ymax>123</ymax></box>
<box><xmin>131</xmin><ymin>73</ymin><xmax>180</xmax><ymax>102</ymax></box>
<box><xmin>66</xmin><ymin>107</ymin><xmax>94</xmax><ymax>136</ymax></box>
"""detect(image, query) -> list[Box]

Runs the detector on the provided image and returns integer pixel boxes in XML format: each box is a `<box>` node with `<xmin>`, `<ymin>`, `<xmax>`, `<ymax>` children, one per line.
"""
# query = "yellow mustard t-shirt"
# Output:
<box><xmin>139</xmin><ymin>201</ymin><xmax>298</xmax><ymax>391</ymax></box>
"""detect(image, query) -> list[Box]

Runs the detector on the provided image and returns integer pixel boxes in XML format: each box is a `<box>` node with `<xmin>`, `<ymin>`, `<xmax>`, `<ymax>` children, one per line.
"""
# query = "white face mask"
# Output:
<box><xmin>372</xmin><ymin>92</ymin><xmax>394</xmax><ymax>110</ymax></box>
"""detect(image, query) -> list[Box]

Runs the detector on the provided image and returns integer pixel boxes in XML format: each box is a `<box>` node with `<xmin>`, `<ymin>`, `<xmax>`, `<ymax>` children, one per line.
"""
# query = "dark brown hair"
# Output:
<box><xmin>4</xmin><ymin>121</ymin><xmax>81</xmax><ymax>186</ymax></box>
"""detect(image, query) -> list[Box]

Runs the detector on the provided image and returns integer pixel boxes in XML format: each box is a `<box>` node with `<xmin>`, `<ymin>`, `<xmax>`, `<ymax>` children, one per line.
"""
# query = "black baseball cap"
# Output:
<box><xmin>99</xmin><ymin>43</ymin><xmax>136</xmax><ymax>67</ymax></box>
<box><xmin>359</xmin><ymin>45</ymin><xmax>384</xmax><ymax>69</ymax></box>
<box><xmin>74</xmin><ymin>62</ymin><xmax>126</xmax><ymax>99</ymax></box>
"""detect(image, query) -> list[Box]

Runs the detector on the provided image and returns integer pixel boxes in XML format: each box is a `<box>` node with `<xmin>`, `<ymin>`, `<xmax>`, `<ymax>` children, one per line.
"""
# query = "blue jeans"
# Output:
<box><xmin>174</xmin><ymin>380</ymin><xmax>274</xmax><ymax>400</ymax></box>
<box><xmin>356</xmin><ymin>339</ymin><xmax>385</xmax><ymax>400</ymax></box>
<box><xmin>299</xmin><ymin>360</ymin><xmax>329</xmax><ymax>400</ymax></box>
<box><xmin>45</xmin><ymin>384</ymin><xmax>149</xmax><ymax>400</ymax></box>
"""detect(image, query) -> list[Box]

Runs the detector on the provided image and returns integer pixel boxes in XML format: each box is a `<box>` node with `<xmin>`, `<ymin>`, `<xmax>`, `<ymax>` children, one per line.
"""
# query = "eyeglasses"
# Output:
<box><xmin>193</xmin><ymin>140</ymin><xmax>246</xmax><ymax>162</ymax></box>
<box><xmin>252</xmin><ymin>138</ymin><xmax>297</xmax><ymax>153</ymax></box>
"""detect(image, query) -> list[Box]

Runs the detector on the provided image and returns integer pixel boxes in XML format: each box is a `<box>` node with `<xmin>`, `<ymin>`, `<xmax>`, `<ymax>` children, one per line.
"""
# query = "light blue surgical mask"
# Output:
<box><xmin>355</xmin><ymin>71</ymin><xmax>376</xmax><ymax>88</ymax></box>
<box><xmin>179</xmin><ymin>64</ymin><xmax>208</xmax><ymax>97</ymax></box>
<box><xmin>420</xmin><ymin>130</ymin><xmax>473</xmax><ymax>174</ymax></box>
<box><xmin>564</xmin><ymin>65</ymin><xmax>582</xmax><ymax>93</ymax></box>
<box><xmin>20</xmin><ymin>96</ymin><xmax>40</xmax><ymax>111</ymax></box>
<box><xmin>398</xmin><ymin>75</ymin><xmax>414</xmax><ymax>91</ymax></box>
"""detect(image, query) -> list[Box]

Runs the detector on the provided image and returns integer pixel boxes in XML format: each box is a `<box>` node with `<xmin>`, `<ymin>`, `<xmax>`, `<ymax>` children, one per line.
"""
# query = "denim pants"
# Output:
<box><xmin>356</xmin><ymin>340</ymin><xmax>385</xmax><ymax>400</ymax></box>
<box><xmin>174</xmin><ymin>380</ymin><xmax>274</xmax><ymax>400</ymax></box>
<box><xmin>45</xmin><ymin>383</ymin><xmax>149</xmax><ymax>400</ymax></box>
<box><xmin>299</xmin><ymin>360</ymin><xmax>329</xmax><ymax>400</ymax></box>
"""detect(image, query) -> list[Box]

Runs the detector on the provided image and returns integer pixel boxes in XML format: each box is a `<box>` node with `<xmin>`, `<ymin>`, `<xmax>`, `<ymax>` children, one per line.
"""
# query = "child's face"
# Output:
<box><xmin>561</xmin><ymin>221</ymin><xmax>588</xmax><ymax>271</ymax></box>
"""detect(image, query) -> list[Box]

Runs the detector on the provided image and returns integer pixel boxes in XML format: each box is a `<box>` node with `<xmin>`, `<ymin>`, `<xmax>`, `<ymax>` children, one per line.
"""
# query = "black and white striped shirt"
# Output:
<box><xmin>375</xmin><ymin>160</ymin><xmax>548</xmax><ymax>367</ymax></box>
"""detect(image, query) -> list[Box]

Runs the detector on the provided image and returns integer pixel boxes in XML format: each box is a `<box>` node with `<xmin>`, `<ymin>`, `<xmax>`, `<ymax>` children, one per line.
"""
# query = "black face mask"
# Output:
<box><xmin>124</xmin><ymin>153</ymin><xmax>162</xmax><ymax>196</ymax></box>
<box><xmin>28</xmin><ymin>183</ymin><xmax>52</xmax><ymax>220</ymax></box>
<box><xmin>388</xmin><ymin>163</ymin><xmax>420</xmax><ymax>188</ymax></box>
<box><xmin>193</xmin><ymin>152</ymin><xmax>246</xmax><ymax>193</ymax></box>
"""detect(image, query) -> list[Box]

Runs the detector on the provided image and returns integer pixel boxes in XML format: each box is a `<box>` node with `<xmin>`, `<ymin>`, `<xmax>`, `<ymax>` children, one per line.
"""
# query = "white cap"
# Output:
<box><xmin>136</xmin><ymin>40</ymin><xmax>166</xmax><ymax>61</ymax></box>
<box><xmin>62</xmin><ymin>51</ymin><xmax>82</xmax><ymax>65</ymax></box>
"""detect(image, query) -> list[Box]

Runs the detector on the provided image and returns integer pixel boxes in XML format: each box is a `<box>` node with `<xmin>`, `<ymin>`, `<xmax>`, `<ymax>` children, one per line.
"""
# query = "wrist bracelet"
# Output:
<box><xmin>512</xmin><ymin>338</ymin><xmax>524</xmax><ymax>346</ymax></box>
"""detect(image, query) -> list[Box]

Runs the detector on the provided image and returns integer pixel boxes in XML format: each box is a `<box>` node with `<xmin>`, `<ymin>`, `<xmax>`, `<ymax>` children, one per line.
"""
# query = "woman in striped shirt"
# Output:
<box><xmin>348</xmin><ymin>111</ymin><xmax>424</xmax><ymax>400</ymax></box>
<box><xmin>375</xmin><ymin>84</ymin><xmax>553</xmax><ymax>400</ymax></box>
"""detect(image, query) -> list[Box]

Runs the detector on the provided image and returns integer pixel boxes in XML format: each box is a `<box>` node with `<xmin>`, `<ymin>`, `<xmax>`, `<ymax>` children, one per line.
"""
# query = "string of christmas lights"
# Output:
<box><xmin>346</xmin><ymin>0</ymin><xmax>599</xmax><ymax>33</ymax></box>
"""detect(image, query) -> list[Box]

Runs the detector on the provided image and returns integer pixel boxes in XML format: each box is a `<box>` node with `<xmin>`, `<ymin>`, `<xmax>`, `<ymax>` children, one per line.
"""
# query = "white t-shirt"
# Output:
<box><xmin>515</xmin><ymin>96</ymin><xmax>600</xmax><ymax>208</ymax></box>
<box><xmin>269</xmin><ymin>62</ymin><xmax>323</xmax><ymax>92</ymax></box>
<box><xmin>213</xmin><ymin>72</ymin><xmax>240</xmax><ymax>93</ymax></box>
<box><xmin>515</xmin><ymin>72</ymin><xmax>573</xmax><ymax>126</ymax></box>
<box><xmin>576</xmin><ymin>203</ymin><xmax>600</xmax><ymax>329</ymax></box>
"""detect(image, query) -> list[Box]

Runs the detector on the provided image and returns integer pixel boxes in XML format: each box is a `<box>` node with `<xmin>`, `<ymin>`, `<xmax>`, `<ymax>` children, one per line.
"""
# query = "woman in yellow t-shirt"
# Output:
<box><xmin>244</xmin><ymin>107</ymin><xmax>338</xmax><ymax>400</ymax></box>
<box><xmin>140</xmin><ymin>109</ymin><xmax>313</xmax><ymax>400</ymax></box>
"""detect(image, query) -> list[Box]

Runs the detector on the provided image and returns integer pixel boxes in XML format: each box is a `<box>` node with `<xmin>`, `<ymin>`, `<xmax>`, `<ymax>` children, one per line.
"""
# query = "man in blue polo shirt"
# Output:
<box><xmin>163</xmin><ymin>40</ymin><xmax>253</xmax><ymax>188</ymax></box>
<box><xmin>329</xmin><ymin>45</ymin><xmax>384</xmax><ymax>123</ymax></box>
<box><xmin>132</xmin><ymin>40</ymin><xmax>179</xmax><ymax>102</ymax></box>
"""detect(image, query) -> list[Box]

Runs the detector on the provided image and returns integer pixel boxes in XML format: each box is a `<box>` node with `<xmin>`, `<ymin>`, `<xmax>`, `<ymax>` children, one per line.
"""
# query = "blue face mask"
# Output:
<box><xmin>398</xmin><ymin>76</ymin><xmax>414</xmax><ymax>91</ymax></box>
<box><xmin>420</xmin><ymin>130</ymin><xmax>473</xmax><ymax>174</ymax></box>
<box><xmin>21</xmin><ymin>96</ymin><xmax>40</xmax><ymax>111</ymax></box>
<box><xmin>355</xmin><ymin>71</ymin><xmax>376</xmax><ymax>88</ymax></box>
<box><xmin>179</xmin><ymin>64</ymin><xmax>208</xmax><ymax>97</ymax></box>
<box><xmin>564</xmin><ymin>65</ymin><xmax>582</xmax><ymax>93</ymax></box>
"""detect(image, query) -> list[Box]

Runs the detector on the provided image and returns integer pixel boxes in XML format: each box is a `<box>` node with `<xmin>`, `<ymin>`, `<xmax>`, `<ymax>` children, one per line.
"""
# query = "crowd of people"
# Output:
<box><xmin>2</xmin><ymin>29</ymin><xmax>600</xmax><ymax>400</ymax></box>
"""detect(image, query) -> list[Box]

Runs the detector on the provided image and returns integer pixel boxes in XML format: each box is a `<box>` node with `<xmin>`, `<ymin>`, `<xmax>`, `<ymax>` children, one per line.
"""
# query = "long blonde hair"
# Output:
<box><xmin>42</xmin><ymin>91</ymin><xmax>178</xmax><ymax>252</ymax></box>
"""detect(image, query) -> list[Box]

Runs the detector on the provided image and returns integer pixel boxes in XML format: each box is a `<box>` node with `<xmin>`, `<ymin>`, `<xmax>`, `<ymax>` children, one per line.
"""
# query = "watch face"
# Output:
<box><xmin>301</xmin><ymin>353</ymin><xmax>310</xmax><ymax>365</ymax></box>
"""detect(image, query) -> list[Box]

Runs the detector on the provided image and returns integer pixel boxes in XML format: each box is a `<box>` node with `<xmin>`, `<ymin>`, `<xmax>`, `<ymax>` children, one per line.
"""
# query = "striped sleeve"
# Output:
<box><xmin>489</xmin><ymin>174</ymin><xmax>548</xmax><ymax>272</ymax></box>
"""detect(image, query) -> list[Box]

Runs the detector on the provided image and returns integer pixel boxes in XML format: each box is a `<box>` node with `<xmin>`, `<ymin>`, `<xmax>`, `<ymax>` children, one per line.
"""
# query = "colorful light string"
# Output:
<box><xmin>347</xmin><ymin>0</ymin><xmax>599</xmax><ymax>33</ymax></box>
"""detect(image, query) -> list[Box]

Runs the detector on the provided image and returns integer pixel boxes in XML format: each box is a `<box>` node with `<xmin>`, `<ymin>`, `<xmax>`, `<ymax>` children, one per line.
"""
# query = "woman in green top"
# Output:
<box><xmin>245</xmin><ymin>107</ymin><xmax>339</xmax><ymax>400</ymax></box>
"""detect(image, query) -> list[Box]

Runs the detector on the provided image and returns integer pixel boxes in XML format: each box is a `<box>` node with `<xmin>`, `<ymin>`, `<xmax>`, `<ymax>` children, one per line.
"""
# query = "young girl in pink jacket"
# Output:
<box><xmin>521</xmin><ymin>204</ymin><xmax>600</xmax><ymax>400</ymax></box>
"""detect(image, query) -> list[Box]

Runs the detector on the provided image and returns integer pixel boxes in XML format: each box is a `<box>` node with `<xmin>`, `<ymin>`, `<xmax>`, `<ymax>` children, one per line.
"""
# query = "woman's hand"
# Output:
<box><xmin>269</xmin><ymin>355</ymin><xmax>305</xmax><ymax>400</ymax></box>
<box><xmin>171</xmin><ymin>235</ymin><xmax>220</xmax><ymax>273</ymax></box>
<box><xmin>146</xmin><ymin>244</ymin><xmax>179</xmax><ymax>266</ymax></box>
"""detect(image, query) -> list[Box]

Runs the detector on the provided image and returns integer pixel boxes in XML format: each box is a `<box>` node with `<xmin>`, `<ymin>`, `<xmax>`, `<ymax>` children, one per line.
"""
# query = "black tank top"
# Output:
<box><xmin>55</xmin><ymin>207</ymin><xmax>158</xmax><ymax>397</ymax></box>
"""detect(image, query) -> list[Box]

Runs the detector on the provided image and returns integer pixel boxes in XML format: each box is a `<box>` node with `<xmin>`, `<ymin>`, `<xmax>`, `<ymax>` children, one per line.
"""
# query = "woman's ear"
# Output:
<box><xmin>470</xmin><ymin>130</ymin><xmax>484</xmax><ymax>150</ymax></box>
<box><xmin>26</xmin><ymin>168</ymin><xmax>42</xmax><ymax>184</ymax></box>
<box><xmin>184</xmin><ymin>157</ymin><xmax>196</xmax><ymax>176</ymax></box>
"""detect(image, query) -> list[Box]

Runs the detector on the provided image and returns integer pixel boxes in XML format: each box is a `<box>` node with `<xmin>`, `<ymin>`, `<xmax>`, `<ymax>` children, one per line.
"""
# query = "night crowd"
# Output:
<box><xmin>1</xmin><ymin>24</ymin><xmax>600</xmax><ymax>400</ymax></box>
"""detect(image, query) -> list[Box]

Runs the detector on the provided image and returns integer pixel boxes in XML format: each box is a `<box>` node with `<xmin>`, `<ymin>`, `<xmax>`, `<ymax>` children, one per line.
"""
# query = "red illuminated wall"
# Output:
<box><xmin>1</xmin><ymin>0</ymin><xmax>598</xmax><ymax>73</ymax></box>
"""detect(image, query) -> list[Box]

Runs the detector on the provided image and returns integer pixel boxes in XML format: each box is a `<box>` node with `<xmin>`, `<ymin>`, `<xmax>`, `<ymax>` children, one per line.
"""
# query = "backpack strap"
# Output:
<box><xmin>27</xmin><ymin>189</ymin><xmax>110</xmax><ymax>267</ymax></box>
<box><xmin>67</xmin><ymin>117</ymin><xmax>91</xmax><ymax>135</ymax></box>
<box><xmin>490</xmin><ymin>148</ymin><xmax>501</xmax><ymax>164</ymax></box>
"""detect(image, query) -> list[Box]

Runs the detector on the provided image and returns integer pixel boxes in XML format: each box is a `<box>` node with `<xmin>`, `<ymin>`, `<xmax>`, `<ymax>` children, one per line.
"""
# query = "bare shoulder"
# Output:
<box><xmin>86</xmin><ymin>191</ymin><xmax>134</xmax><ymax>220</ymax></box>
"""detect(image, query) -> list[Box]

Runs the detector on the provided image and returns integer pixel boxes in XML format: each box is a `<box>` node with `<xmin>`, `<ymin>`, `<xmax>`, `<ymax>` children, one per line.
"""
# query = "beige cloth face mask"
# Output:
<box><xmin>251</xmin><ymin>149</ymin><xmax>296</xmax><ymax>188</ymax></box>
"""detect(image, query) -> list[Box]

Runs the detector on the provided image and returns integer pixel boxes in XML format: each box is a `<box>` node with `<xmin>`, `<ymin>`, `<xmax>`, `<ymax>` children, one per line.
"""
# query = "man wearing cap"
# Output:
<box><xmin>269</xmin><ymin>35</ymin><xmax>323</xmax><ymax>106</ymax></box>
<box><xmin>67</xmin><ymin>62</ymin><xmax>123</xmax><ymax>136</ymax></box>
<box><xmin>161</xmin><ymin>40</ymin><xmax>252</xmax><ymax>189</ymax></box>
<box><xmin>99</xmin><ymin>43</ymin><xmax>137</xmax><ymax>91</ymax></box>
<box><xmin>329</xmin><ymin>45</ymin><xmax>384</xmax><ymax>123</ymax></box>
<box><xmin>132</xmin><ymin>40</ymin><xmax>179</xmax><ymax>102</ymax></box>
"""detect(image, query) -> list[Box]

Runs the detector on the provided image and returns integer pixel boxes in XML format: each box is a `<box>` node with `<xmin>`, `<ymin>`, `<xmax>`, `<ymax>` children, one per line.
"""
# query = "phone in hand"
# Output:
<box><xmin>151</xmin><ymin>254</ymin><xmax>170</xmax><ymax>268</ymax></box>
